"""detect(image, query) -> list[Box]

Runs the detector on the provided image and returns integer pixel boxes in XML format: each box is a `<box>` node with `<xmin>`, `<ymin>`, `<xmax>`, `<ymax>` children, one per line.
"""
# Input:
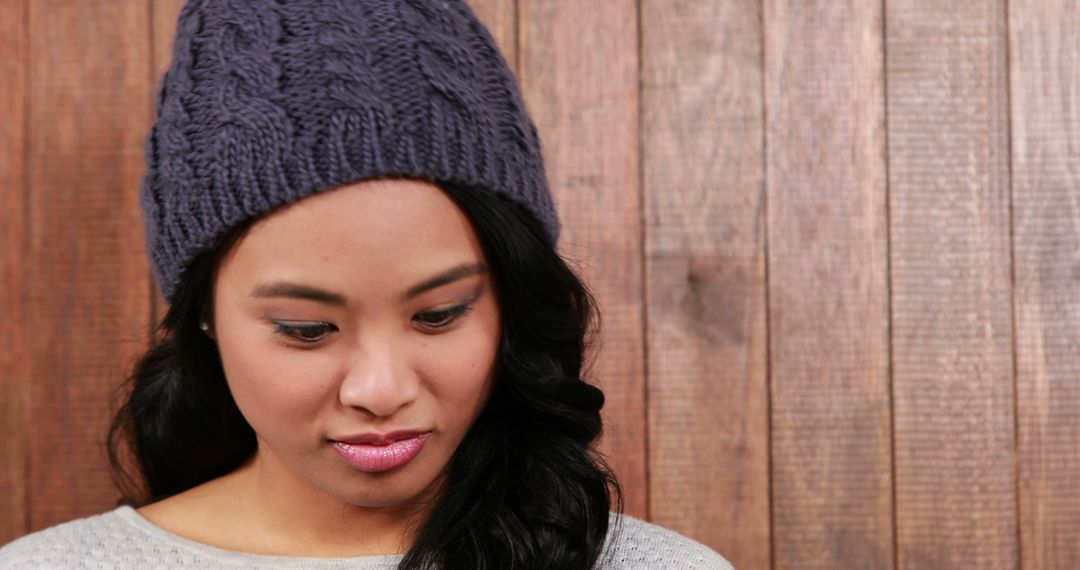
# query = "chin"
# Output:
<box><xmin>331</xmin><ymin>480</ymin><xmax>436</xmax><ymax>510</ymax></box>
<box><xmin>314</xmin><ymin>463</ymin><xmax>443</xmax><ymax>510</ymax></box>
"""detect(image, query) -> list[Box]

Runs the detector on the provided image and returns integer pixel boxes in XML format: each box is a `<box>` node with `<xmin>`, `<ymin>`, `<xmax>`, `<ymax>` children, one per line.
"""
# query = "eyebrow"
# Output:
<box><xmin>249</xmin><ymin>262</ymin><xmax>489</xmax><ymax>306</ymax></box>
<box><xmin>250</xmin><ymin>282</ymin><xmax>348</xmax><ymax>306</ymax></box>
<box><xmin>400</xmin><ymin>262</ymin><xmax>488</xmax><ymax>302</ymax></box>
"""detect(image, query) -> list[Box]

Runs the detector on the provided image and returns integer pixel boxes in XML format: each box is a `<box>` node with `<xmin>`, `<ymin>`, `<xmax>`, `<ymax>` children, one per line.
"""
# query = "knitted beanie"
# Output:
<box><xmin>141</xmin><ymin>0</ymin><xmax>560</xmax><ymax>303</ymax></box>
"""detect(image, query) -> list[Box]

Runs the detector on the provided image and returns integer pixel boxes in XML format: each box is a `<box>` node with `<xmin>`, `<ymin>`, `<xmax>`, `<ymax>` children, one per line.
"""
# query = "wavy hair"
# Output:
<box><xmin>108</xmin><ymin>180</ymin><xmax>622</xmax><ymax>569</ymax></box>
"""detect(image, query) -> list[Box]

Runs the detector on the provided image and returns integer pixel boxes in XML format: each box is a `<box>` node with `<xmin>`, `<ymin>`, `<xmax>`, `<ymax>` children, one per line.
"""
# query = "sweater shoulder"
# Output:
<box><xmin>0</xmin><ymin>507</ymin><xmax>136</xmax><ymax>569</ymax></box>
<box><xmin>0</xmin><ymin>507</ymin><xmax>401</xmax><ymax>569</ymax></box>
<box><xmin>1</xmin><ymin>507</ymin><xmax>735</xmax><ymax>569</ymax></box>
<box><xmin>599</xmin><ymin>513</ymin><xmax>735</xmax><ymax>570</ymax></box>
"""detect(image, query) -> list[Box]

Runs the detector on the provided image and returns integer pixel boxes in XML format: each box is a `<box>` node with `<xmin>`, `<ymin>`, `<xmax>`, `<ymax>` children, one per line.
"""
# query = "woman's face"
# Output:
<box><xmin>210</xmin><ymin>178</ymin><xmax>500</xmax><ymax>512</ymax></box>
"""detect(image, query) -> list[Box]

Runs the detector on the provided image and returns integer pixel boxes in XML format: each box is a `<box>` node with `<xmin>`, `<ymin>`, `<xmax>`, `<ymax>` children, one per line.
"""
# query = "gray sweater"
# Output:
<box><xmin>0</xmin><ymin>507</ymin><xmax>734</xmax><ymax>569</ymax></box>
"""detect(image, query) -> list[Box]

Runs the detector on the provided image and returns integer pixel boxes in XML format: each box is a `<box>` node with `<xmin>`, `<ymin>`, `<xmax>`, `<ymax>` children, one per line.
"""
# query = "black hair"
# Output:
<box><xmin>108</xmin><ymin>180</ymin><xmax>622</xmax><ymax>569</ymax></box>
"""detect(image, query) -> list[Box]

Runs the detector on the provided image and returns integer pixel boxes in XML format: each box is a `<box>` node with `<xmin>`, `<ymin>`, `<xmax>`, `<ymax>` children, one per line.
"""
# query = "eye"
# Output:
<box><xmin>271</xmin><ymin>321</ymin><xmax>338</xmax><ymax>344</ymax></box>
<box><xmin>414</xmin><ymin>303</ymin><xmax>474</xmax><ymax>331</ymax></box>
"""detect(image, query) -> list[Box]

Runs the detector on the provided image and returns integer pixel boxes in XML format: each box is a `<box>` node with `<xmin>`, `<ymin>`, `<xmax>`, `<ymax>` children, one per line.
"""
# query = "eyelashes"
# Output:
<box><xmin>271</xmin><ymin>302</ymin><xmax>476</xmax><ymax>345</ymax></box>
<box><xmin>414</xmin><ymin>303</ymin><xmax>474</xmax><ymax>329</ymax></box>
<box><xmin>272</xmin><ymin>321</ymin><xmax>338</xmax><ymax>343</ymax></box>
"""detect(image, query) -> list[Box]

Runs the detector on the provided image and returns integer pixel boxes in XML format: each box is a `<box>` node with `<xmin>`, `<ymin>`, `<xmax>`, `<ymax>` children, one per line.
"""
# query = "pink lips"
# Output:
<box><xmin>331</xmin><ymin>431</ymin><xmax>430</xmax><ymax>473</ymax></box>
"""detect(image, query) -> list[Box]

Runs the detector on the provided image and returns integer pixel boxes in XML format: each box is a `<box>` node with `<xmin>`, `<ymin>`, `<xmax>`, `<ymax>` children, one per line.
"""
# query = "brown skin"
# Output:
<box><xmin>138</xmin><ymin>178</ymin><xmax>502</xmax><ymax>557</ymax></box>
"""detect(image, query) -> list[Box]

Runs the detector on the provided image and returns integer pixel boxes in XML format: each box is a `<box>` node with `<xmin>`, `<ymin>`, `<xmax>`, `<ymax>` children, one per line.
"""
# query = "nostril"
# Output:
<box><xmin>337</xmin><ymin>367</ymin><xmax>420</xmax><ymax>417</ymax></box>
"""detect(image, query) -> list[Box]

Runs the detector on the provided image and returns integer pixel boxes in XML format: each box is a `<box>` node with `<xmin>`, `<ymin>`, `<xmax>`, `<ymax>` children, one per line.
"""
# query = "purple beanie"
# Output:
<box><xmin>140</xmin><ymin>0</ymin><xmax>560</xmax><ymax>303</ymax></box>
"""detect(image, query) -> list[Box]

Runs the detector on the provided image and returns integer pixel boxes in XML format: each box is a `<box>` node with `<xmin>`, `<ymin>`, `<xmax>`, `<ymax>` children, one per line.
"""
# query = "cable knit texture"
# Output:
<box><xmin>142</xmin><ymin>0</ymin><xmax>560</xmax><ymax>302</ymax></box>
<box><xmin>0</xmin><ymin>507</ymin><xmax>735</xmax><ymax>569</ymax></box>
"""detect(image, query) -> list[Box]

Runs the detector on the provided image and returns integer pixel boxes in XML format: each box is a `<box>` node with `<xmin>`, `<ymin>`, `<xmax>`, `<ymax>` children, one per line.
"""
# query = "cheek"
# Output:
<box><xmin>419</xmin><ymin>306</ymin><xmax>501</xmax><ymax>415</ymax></box>
<box><xmin>216</xmin><ymin>320</ymin><xmax>337</xmax><ymax>428</ymax></box>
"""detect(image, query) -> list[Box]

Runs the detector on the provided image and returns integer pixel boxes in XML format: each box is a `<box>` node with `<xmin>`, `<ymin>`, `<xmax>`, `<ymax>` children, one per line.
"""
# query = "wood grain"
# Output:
<box><xmin>765</xmin><ymin>0</ymin><xmax>893</xmax><ymax>568</ymax></box>
<box><xmin>152</xmin><ymin>0</ymin><xmax>186</xmax><ymax>79</ymax></box>
<box><xmin>641</xmin><ymin>0</ymin><xmax>768</xmax><ymax>566</ymax></box>
<box><xmin>518</xmin><ymin>0</ymin><xmax>647</xmax><ymax>517</ymax></box>
<box><xmin>1010</xmin><ymin>1</ymin><xmax>1080</xmax><ymax>568</ymax></box>
<box><xmin>885</xmin><ymin>1</ymin><xmax>1017</xmax><ymax>568</ymax></box>
<box><xmin>5</xmin><ymin>0</ymin><xmax>1074</xmax><ymax>560</ymax></box>
<box><xmin>26</xmin><ymin>0</ymin><xmax>153</xmax><ymax>530</ymax></box>
<box><xmin>0</xmin><ymin>0</ymin><xmax>28</xmax><ymax>545</ymax></box>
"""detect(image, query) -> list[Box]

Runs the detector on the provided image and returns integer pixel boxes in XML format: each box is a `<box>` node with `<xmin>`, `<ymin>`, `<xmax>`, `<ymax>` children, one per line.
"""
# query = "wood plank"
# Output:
<box><xmin>152</xmin><ymin>0</ymin><xmax>186</xmax><ymax>79</ymax></box>
<box><xmin>27</xmin><ymin>0</ymin><xmax>152</xmax><ymax>530</ymax></box>
<box><xmin>0</xmin><ymin>0</ymin><xmax>29</xmax><ymax>544</ymax></box>
<box><xmin>885</xmin><ymin>1</ymin><xmax>1017</xmax><ymax>568</ymax></box>
<box><xmin>519</xmin><ymin>1</ymin><xmax>647</xmax><ymax>517</ymax></box>
<box><xmin>764</xmin><ymin>0</ymin><xmax>893</xmax><ymax>568</ymax></box>
<box><xmin>1010</xmin><ymin>1</ymin><xmax>1080</xmax><ymax>567</ymax></box>
<box><xmin>640</xmin><ymin>0</ymin><xmax>769</xmax><ymax>566</ymax></box>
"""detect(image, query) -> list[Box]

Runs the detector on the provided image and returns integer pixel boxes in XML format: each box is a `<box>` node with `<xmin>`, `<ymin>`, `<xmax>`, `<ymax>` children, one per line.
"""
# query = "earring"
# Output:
<box><xmin>199</xmin><ymin>321</ymin><xmax>210</xmax><ymax>332</ymax></box>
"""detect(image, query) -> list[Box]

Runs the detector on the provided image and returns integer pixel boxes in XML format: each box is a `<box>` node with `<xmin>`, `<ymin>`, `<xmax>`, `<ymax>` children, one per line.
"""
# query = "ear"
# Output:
<box><xmin>200</xmin><ymin>320</ymin><xmax>217</xmax><ymax>339</ymax></box>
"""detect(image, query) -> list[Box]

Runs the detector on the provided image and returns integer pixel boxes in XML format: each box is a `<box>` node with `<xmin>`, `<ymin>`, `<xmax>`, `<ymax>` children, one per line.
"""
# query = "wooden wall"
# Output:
<box><xmin>2</xmin><ymin>1</ymin><xmax>1078</xmax><ymax>569</ymax></box>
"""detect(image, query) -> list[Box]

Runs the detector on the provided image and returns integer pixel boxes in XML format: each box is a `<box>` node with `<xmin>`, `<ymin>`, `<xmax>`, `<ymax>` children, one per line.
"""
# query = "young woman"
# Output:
<box><xmin>1</xmin><ymin>1</ymin><xmax>733</xmax><ymax>568</ymax></box>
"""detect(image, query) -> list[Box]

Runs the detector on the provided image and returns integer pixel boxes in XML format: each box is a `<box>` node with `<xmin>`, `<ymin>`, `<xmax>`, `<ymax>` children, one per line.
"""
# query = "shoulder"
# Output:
<box><xmin>0</xmin><ymin>506</ymin><xmax>402</xmax><ymax>569</ymax></box>
<box><xmin>0</xmin><ymin>507</ymin><xmax>137</xmax><ymax>569</ymax></box>
<box><xmin>598</xmin><ymin>513</ymin><xmax>736</xmax><ymax>570</ymax></box>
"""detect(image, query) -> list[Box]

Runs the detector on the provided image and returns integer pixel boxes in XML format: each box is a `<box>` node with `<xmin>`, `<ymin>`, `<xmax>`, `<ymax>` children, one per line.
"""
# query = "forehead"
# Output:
<box><xmin>215</xmin><ymin>179</ymin><xmax>488</xmax><ymax>294</ymax></box>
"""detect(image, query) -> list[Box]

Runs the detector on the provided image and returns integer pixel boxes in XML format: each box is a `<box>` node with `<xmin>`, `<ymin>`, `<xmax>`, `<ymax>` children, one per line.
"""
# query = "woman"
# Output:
<box><xmin>0</xmin><ymin>1</ymin><xmax>733</xmax><ymax>568</ymax></box>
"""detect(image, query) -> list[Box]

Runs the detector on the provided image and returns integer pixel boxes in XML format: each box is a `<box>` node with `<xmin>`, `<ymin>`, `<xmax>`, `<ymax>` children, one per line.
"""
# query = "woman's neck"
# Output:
<box><xmin>137</xmin><ymin>448</ymin><xmax>430</xmax><ymax>557</ymax></box>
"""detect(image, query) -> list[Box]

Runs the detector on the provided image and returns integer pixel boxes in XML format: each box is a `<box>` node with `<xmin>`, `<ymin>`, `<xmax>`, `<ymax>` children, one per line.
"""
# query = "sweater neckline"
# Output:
<box><xmin>114</xmin><ymin>505</ymin><xmax>407</xmax><ymax>566</ymax></box>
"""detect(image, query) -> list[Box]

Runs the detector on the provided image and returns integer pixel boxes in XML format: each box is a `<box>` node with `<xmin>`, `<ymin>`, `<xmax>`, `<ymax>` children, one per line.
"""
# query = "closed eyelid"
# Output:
<box><xmin>414</xmin><ymin>301</ymin><xmax>475</xmax><ymax>329</ymax></box>
<box><xmin>271</xmin><ymin>320</ymin><xmax>337</xmax><ymax>344</ymax></box>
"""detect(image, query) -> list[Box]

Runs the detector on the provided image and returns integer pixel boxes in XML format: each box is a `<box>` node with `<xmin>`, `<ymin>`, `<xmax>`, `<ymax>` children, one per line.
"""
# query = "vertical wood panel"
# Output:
<box><xmin>765</xmin><ymin>0</ymin><xmax>893</xmax><ymax>568</ymax></box>
<box><xmin>152</xmin><ymin>0</ymin><xmax>187</xmax><ymax>86</ymax></box>
<box><xmin>1010</xmin><ymin>1</ymin><xmax>1080</xmax><ymax>567</ymax></box>
<box><xmin>4</xmin><ymin>0</ymin><xmax>1066</xmax><ymax>560</ymax></box>
<box><xmin>0</xmin><ymin>0</ymin><xmax>29</xmax><ymax>544</ymax></box>
<box><xmin>519</xmin><ymin>1</ymin><xmax>647</xmax><ymax>517</ymax></box>
<box><xmin>886</xmin><ymin>1</ymin><xmax>1017</xmax><ymax>568</ymax></box>
<box><xmin>27</xmin><ymin>0</ymin><xmax>152</xmax><ymax>530</ymax></box>
<box><xmin>641</xmin><ymin>1</ymin><xmax>769</xmax><ymax>567</ymax></box>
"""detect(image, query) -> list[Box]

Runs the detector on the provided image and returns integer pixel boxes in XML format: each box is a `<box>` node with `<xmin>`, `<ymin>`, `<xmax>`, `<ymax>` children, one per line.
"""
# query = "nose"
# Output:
<box><xmin>338</xmin><ymin>338</ymin><xmax>419</xmax><ymax>417</ymax></box>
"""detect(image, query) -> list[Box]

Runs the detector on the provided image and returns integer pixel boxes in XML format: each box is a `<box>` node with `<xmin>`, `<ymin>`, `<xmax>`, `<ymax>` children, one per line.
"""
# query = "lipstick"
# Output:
<box><xmin>331</xmin><ymin>431</ymin><xmax>430</xmax><ymax>473</ymax></box>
